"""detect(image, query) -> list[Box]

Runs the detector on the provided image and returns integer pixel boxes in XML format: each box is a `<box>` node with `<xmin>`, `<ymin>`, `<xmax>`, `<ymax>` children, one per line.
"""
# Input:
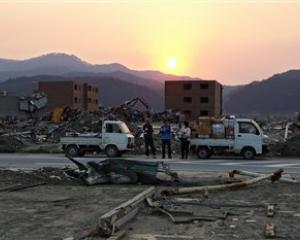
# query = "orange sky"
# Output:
<box><xmin>1</xmin><ymin>1</ymin><xmax>300</xmax><ymax>85</ymax></box>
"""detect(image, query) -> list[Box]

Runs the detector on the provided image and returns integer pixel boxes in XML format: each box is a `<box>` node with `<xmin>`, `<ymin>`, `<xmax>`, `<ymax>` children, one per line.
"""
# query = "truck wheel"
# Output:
<box><xmin>105</xmin><ymin>145</ymin><xmax>119</xmax><ymax>158</ymax></box>
<box><xmin>197</xmin><ymin>147</ymin><xmax>210</xmax><ymax>159</ymax></box>
<box><xmin>242</xmin><ymin>147</ymin><xmax>256</xmax><ymax>160</ymax></box>
<box><xmin>66</xmin><ymin>145</ymin><xmax>79</xmax><ymax>157</ymax></box>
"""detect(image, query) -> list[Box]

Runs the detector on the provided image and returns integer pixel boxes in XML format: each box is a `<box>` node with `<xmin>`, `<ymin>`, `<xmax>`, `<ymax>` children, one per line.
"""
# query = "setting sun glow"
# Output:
<box><xmin>166</xmin><ymin>57</ymin><xmax>177</xmax><ymax>71</ymax></box>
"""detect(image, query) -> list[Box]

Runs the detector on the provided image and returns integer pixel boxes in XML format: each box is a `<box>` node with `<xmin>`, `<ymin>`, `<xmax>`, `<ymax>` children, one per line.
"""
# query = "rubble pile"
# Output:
<box><xmin>0</xmin><ymin>135</ymin><xmax>24</xmax><ymax>152</ymax></box>
<box><xmin>266</xmin><ymin>120</ymin><xmax>300</xmax><ymax>157</ymax></box>
<box><xmin>0</xmin><ymin>98</ymin><xmax>155</xmax><ymax>153</ymax></box>
<box><xmin>0</xmin><ymin>167</ymin><xmax>79</xmax><ymax>190</ymax></box>
<box><xmin>1</xmin><ymin>98</ymin><xmax>300</xmax><ymax>157</ymax></box>
<box><xmin>0</xmin><ymin>161</ymin><xmax>300</xmax><ymax>239</ymax></box>
<box><xmin>0</xmin><ymin>110</ymin><xmax>107</xmax><ymax>152</ymax></box>
<box><xmin>80</xmin><ymin>168</ymin><xmax>299</xmax><ymax>240</ymax></box>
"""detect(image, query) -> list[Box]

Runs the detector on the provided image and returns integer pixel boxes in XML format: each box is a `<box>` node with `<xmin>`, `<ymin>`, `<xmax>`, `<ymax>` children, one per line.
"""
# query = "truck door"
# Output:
<box><xmin>102</xmin><ymin>123</ymin><xmax>123</xmax><ymax>146</ymax></box>
<box><xmin>235</xmin><ymin>121</ymin><xmax>262</xmax><ymax>154</ymax></box>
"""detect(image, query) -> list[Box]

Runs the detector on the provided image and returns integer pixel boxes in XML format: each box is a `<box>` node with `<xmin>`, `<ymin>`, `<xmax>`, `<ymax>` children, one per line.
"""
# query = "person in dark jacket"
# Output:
<box><xmin>160</xmin><ymin>120</ymin><xmax>172</xmax><ymax>159</ymax></box>
<box><xmin>143</xmin><ymin>119</ymin><xmax>156</xmax><ymax>158</ymax></box>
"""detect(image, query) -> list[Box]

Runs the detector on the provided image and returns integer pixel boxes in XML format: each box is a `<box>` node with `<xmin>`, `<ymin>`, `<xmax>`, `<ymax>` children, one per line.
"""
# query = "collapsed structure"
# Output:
<box><xmin>0</xmin><ymin>91</ymin><xmax>47</xmax><ymax>118</ymax></box>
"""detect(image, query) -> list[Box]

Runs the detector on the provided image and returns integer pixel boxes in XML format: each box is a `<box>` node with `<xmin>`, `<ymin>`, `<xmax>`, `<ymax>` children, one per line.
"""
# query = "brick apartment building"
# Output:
<box><xmin>165</xmin><ymin>80</ymin><xmax>223</xmax><ymax>119</ymax></box>
<box><xmin>38</xmin><ymin>81</ymin><xmax>99</xmax><ymax>111</ymax></box>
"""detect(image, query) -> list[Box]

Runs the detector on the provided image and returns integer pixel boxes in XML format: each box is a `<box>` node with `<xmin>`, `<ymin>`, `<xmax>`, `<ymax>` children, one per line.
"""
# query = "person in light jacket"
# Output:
<box><xmin>178</xmin><ymin>121</ymin><xmax>191</xmax><ymax>159</ymax></box>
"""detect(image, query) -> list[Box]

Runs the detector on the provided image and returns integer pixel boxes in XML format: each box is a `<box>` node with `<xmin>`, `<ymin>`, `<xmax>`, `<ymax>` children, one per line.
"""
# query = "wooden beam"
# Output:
<box><xmin>97</xmin><ymin>186</ymin><xmax>156</xmax><ymax>237</ymax></box>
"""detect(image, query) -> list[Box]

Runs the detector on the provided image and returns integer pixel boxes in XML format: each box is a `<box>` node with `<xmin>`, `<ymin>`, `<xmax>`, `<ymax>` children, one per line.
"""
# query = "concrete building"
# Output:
<box><xmin>38</xmin><ymin>81</ymin><xmax>99</xmax><ymax>111</ymax></box>
<box><xmin>165</xmin><ymin>80</ymin><xmax>223</xmax><ymax>119</ymax></box>
<box><xmin>0</xmin><ymin>91</ymin><xmax>24</xmax><ymax>118</ymax></box>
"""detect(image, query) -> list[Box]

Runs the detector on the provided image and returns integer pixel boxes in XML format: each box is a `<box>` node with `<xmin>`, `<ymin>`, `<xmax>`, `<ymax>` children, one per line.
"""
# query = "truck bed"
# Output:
<box><xmin>60</xmin><ymin>134</ymin><xmax>102</xmax><ymax>146</ymax></box>
<box><xmin>190</xmin><ymin>138</ymin><xmax>235</xmax><ymax>147</ymax></box>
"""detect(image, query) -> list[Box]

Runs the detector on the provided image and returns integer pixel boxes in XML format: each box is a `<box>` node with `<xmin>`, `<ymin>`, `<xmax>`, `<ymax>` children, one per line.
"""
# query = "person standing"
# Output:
<box><xmin>178</xmin><ymin>121</ymin><xmax>191</xmax><ymax>159</ymax></box>
<box><xmin>160</xmin><ymin>120</ymin><xmax>172</xmax><ymax>159</ymax></box>
<box><xmin>143</xmin><ymin>119</ymin><xmax>156</xmax><ymax>158</ymax></box>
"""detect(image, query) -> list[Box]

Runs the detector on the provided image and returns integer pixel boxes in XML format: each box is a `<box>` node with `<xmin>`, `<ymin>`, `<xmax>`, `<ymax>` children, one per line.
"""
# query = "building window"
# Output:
<box><xmin>95</xmin><ymin>88</ymin><xmax>98</xmax><ymax>93</ymax></box>
<box><xmin>74</xmin><ymin>97</ymin><xmax>78</xmax><ymax>103</ymax></box>
<box><xmin>183</xmin><ymin>84</ymin><xmax>192</xmax><ymax>90</ymax></box>
<box><xmin>88</xmin><ymin>86</ymin><xmax>92</xmax><ymax>91</ymax></box>
<box><xmin>200</xmin><ymin>110</ymin><xmax>209</xmax><ymax>116</ymax></box>
<box><xmin>200</xmin><ymin>97</ymin><xmax>209</xmax><ymax>103</ymax></box>
<box><xmin>74</xmin><ymin>84</ymin><xmax>78</xmax><ymax>90</ymax></box>
<box><xmin>183</xmin><ymin>97</ymin><xmax>192</xmax><ymax>103</ymax></box>
<box><xmin>88</xmin><ymin>98</ymin><xmax>92</xmax><ymax>103</ymax></box>
<box><xmin>200</xmin><ymin>83</ymin><xmax>209</xmax><ymax>89</ymax></box>
<box><xmin>96</xmin><ymin>99</ymin><xmax>98</xmax><ymax>104</ymax></box>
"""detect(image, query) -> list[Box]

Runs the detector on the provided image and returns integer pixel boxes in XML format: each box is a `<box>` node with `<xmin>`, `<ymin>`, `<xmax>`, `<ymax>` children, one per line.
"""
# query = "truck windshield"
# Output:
<box><xmin>238</xmin><ymin>122</ymin><xmax>260</xmax><ymax>135</ymax></box>
<box><xmin>120</xmin><ymin>123</ymin><xmax>131</xmax><ymax>134</ymax></box>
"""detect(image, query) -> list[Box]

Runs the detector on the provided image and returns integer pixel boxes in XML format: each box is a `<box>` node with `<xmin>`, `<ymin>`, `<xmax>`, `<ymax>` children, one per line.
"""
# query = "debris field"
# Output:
<box><xmin>1</xmin><ymin>167</ymin><xmax>300</xmax><ymax>240</ymax></box>
<box><xmin>1</xmin><ymin>106</ymin><xmax>300</xmax><ymax>157</ymax></box>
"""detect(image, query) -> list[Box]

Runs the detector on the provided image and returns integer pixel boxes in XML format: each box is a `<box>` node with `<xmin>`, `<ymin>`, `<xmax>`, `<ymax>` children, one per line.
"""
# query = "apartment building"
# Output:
<box><xmin>165</xmin><ymin>80</ymin><xmax>223</xmax><ymax>119</ymax></box>
<box><xmin>38</xmin><ymin>81</ymin><xmax>99</xmax><ymax>111</ymax></box>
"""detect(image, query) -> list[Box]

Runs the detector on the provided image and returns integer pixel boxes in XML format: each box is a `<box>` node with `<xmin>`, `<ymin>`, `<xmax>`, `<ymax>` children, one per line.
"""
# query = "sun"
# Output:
<box><xmin>166</xmin><ymin>57</ymin><xmax>177</xmax><ymax>70</ymax></box>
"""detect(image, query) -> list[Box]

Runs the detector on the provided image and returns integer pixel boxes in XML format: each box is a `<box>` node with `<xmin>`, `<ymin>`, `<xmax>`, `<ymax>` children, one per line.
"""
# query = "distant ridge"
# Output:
<box><xmin>224</xmin><ymin>70</ymin><xmax>300</xmax><ymax>115</ymax></box>
<box><xmin>0</xmin><ymin>53</ymin><xmax>299</xmax><ymax>115</ymax></box>
<box><xmin>0</xmin><ymin>52</ymin><xmax>198</xmax><ymax>82</ymax></box>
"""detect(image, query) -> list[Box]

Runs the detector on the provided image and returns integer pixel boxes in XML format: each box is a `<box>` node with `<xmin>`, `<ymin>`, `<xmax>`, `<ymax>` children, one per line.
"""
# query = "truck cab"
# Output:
<box><xmin>61</xmin><ymin>120</ymin><xmax>135</xmax><ymax>157</ymax></box>
<box><xmin>233</xmin><ymin>118</ymin><xmax>268</xmax><ymax>159</ymax></box>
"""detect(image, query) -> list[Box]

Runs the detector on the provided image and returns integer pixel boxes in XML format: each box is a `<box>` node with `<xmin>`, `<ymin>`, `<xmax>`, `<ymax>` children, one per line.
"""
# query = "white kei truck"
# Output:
<box><xmin>60</xmin><ymin>120</ymin><xmax>135</xmax><ymax>157</ymax></box>
<box><xmin>190</xmin><ymin>118</ymin><xmax>269</xmax><ymax>160</ymax></box>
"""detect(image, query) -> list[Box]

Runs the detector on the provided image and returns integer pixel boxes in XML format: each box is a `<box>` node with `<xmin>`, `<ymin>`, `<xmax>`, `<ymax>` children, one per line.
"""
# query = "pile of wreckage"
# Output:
<box><xmin>0</xmin><ymin>109</ymin><xmax>103</xmax><ymax>152</ymax></box>
<box><xmin>1</xmin><ymin>96</ymin><xmax>300</xmax><ymax>157</ymax></box>
<box><xmin>0</xmin><ymin>97</ymin><xmax>153</xmax><ymax>153</ymax></box>
<box><xmin>262</xmin><ymin>114</ymin><xmax>300</xmax><ymax>157</ymax></box>
<box><xmin>0</xmin><ymin>97</ymin><xmax>187</xmax><ymax>155</ymax></box>
<box><xmin>62</xmin><ymin>156</ymin><xmax>299</xmax><ymax>239</ymax></box>
<box><xmin>1</xmin><ymin>154</ymin><xmax>300</xmax><ymax>239</ymax></box>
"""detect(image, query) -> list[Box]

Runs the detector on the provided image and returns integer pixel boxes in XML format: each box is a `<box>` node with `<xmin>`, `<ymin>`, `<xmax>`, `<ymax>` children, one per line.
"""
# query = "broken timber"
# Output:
<box><xmin>96</xmin><ymin>186</ymin><xmax>156</xmax><ymax>237</ymax></box>
<box><xmin>159</xmin><ymin>169</ymin><xmax>283</xmax><ymax>195</ymax></box>
<box><xmin>229</xmin><ymin>169</ymin><xmax>298</xmax><ymax>183</ymax></box>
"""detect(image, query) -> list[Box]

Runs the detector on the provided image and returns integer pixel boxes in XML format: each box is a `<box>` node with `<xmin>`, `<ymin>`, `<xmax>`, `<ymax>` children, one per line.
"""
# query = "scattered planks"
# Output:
<box><xmin>88</xmin><ymin>169</ymin><xmax>287</xmax><ymax>239</ymax></box>
<box><xmin>96</xmin><ymin>186</ymin><xmax>156</xmax><ymax>237</ymax></box>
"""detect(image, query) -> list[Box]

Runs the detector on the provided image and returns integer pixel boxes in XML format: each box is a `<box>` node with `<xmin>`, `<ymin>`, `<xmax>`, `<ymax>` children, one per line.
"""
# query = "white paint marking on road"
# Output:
<box><xmin>219</xmin><ymin>162</ymin><xmax>250</xmax><ymax>166</ymax></box>
<box><xmin>264</xmin><ymin>163</ymin><xmax>300</xmax><ymax>168</ymax></box>
<box><xmin>35</xmin><ymin>162</ymin><xmax>71</xmax><ymax>167</ymax></box>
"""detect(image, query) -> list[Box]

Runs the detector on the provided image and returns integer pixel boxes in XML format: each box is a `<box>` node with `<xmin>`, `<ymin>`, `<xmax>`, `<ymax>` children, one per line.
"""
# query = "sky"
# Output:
<box><xmin>1</xmin><ymin>1</ymin><xmax>300</xmax><ymax>85</ymax></box>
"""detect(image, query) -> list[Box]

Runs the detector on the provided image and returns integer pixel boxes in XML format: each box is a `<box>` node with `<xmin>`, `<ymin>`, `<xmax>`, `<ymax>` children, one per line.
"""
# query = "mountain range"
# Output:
<box><xmin>224</xmin><ymin>70</ymin><xmax>300</xmax><ymax>115</ymax></box>
<box><xmin>0</xmin><ymin>53</ymin><xmax>299</xmax><ymax>115</ymax></box>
